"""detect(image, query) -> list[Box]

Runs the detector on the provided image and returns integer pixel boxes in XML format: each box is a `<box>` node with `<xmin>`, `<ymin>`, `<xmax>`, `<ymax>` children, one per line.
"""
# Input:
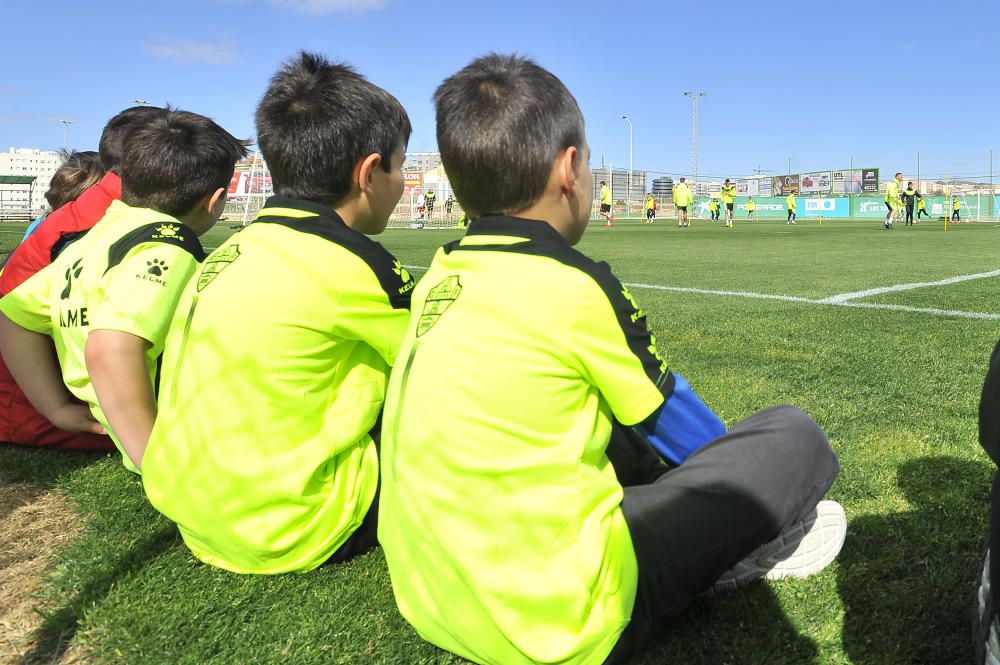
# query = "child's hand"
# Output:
<box><xmin>50</xmin><ymin>402</ymin><xmax>107</xmax><ymax>435</ymax></box>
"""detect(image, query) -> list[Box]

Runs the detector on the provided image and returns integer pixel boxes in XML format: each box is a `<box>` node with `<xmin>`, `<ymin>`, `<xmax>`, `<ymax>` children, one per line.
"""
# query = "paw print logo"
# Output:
<box><xmin>155</xmin><ymin>224</ymin><xmax>180</xmax><ymax>238</ymax></box>
<box><xmin>60</xmin><ymin>259</ymin><xmax>83</xmax><ymax>299</ymax></box>
<box><xmin>147</xmin><ymin>259</ymin><xmax>169</xmax><ymax>276</ymax></box>
<box><xmin>392</xmin><ymin>260</ymin><xmax>411</xmax><ymax>284</ymax></box>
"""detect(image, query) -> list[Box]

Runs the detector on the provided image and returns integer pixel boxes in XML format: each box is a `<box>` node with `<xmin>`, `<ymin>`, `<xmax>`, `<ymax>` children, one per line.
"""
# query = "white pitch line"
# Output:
<box><xmin>819</xmin><ymin>269</ymin><xmax>1000</xmax><ymax>304</ymax></box>
<box><xmin>619</xmin><ymin>283</ymin><xmax>818</xmax><ymax>305</ymax></box>
<box><xmin>402</xmin><ymin>266</ymin><xmax>1000</xmax><ymax>321</ymax></box>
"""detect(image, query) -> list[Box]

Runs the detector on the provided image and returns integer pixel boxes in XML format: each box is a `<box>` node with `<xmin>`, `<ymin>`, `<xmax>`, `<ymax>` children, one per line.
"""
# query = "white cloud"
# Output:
<box><xmin>144</xmin><ymin>38</ymin><xmax>241</xmax><ymax>66</ymax></box>
<box><xmin>267</xmin><ymin>0</ymin><xmax>387</xmax><ymax>15</ymax></box>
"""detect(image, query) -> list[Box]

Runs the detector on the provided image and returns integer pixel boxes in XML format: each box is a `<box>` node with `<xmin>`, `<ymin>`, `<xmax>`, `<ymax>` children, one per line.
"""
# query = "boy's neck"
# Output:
<box><xmin>507</xmin><ymin>198</ymin><xmax>578</xmax><ymax>244</ymax></box>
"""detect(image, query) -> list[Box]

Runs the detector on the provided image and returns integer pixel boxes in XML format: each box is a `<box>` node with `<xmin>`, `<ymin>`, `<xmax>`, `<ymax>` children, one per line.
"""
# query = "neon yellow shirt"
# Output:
<box><xmin>917</xmin><ymin>198</ymin><xmax>926</xmax><ymax>210</ymax></box>
<box><xmin>786</xmin><ymin>194</ymin><xmax>797</xmax><ymax>211</ymax></box>
<box><xmin>600</xmin><ymin>185</ymin><xmax>612</xmax><ymax>205</ymax></box>
<box><xmin>142</xmin><ymin>197</ymin><xmax>413</xmax><ymax>574</ymax></box>
<box><xmin>720</xmin><ymin>184</ymin><xmax>736</xmax><ymax>204</ymax></box>
<box><xmin>0</xmin><ymin>201</ymin><xmax>204</xmax><ymax>472</ymax></box>
<box><xmin>709</xmin><ymin>199</ymin><xmax>719</xmax><ymax>211</ymax></box>
<box><xmin>379</xmin><ymin>216</ymin><xmax>669</xmax><ymax>665</ymax></box>
<box><xmin>885</xmin><ymin>179</ymin><xmax>901</xmax><ymax>205</ymax></box>
<box><xmin>672</xmin><ymin>183</ymin><xmax>693</xmax><ymax>206</ymax></box>
<box><xmin>747</xmin><ymin>200</ymin><xmax>756</xmax><ymax>211</ymax></box>
<box><xmin>644</xmin><ymin>196</ymin><xmax>655</xmax><ymax>210</ymax></box>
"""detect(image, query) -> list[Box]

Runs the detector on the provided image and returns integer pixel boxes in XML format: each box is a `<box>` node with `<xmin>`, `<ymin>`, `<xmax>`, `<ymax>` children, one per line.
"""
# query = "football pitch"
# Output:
<box><xmin>1</xmin><ymin>217</ymin><xmax>997</xmax><ymax>663</ymax></box>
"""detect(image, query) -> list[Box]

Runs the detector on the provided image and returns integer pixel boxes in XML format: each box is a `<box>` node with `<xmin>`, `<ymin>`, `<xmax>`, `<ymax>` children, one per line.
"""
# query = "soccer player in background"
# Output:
<box><xmin>953</xmin><ymin>196</ymin><xmax>962</xmax><ymax>222</ymax></box>
<box><xmin>644</xmin><ymin>192</ymin><xmax>656</xmax><ymax>223</ymax></box>
<box><xmin>599</xmin><ymin>179</ymin><xmax>613</xmax><ymax>226</ymax></box>
<box><xmin>902</xmin><ymin>181</ymin><xmax>917</xmax><ymax>226</ymax></box>
<box><xmin>709</xmin><ymin>197</ymin><xmax>720</xmax><ymax>221</ymax></box>
<box><xmin>884</xmin><ymin>171</ymin><xmax>903</xmax><ymax>229</ymax></box>
<box><xmin>747</xmin><ymin>196</ymin><xmax>756</xmax><ymax>222</ymax></box>
<box><xmin>378</xmin><ymin>53</ymin><xmax>845</xmax><ymax>665</ymax></box>
<box><xmin>673</xmin><ymin>177</ymin><xmax>692</xmax><ymax>227</ymax></box>
<box><xmin>424</xmin><ymin>188</ymin><xmax>437</xmax><ymax>223</ymax></box>
<box><xmin>445</xmin><ymin>193</ymin><xmax>455</xmax><ymax>220</ymax></box>
<box><xmin>916</xmin><ymin>193</ymin><xmax>929</xmax><ymax>221</ymax></box>
<box><xmin>786</xmin><ymin>192</ymin><xmax>797</xmax><ymax>224</ymax></box>
<box><xmin>721</xmin><ymin>178</ymin><xmax>736</xmax><ymax>227</ymax></box>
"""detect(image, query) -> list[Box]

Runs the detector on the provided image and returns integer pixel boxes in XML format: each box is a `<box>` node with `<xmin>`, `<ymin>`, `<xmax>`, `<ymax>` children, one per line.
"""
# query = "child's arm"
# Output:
<box><xmin>86</xmin><ymin>330</ymin><xmax>154</xmax><ymax>469</ymax></box>
<box><xmin>631</xmin><ymin>373</ymin><xmax>725</xmax><ymax>465</ymax></box>
<box><xmin>0</xmin><ymin>313</ymin><xmax>105</xmax><ymax>434</ymax></box>
<box><xmin>570</xmin><ymin>267</ymin><xmax>725</xmax><ymax>465</ymax></box>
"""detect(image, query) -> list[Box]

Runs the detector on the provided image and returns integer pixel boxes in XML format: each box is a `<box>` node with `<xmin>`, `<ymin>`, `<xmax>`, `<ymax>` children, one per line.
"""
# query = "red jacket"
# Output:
<box><xmin>0</xmin><ymin>172</ymin><xmax>121</xmax><ymax>295</ymax></box>
<box><xmin>0</xmin><ymin>172</ymin><xmax>120</xmax><ymax>449</ymax></box>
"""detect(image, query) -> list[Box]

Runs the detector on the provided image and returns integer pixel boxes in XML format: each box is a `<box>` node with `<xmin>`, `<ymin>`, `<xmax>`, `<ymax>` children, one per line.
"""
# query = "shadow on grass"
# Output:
<box><xmin>0</xmin><ymin>443</ymin><xmax>106</xmax><ymax>520</ymax></box>
<box><xmin>838</xmin><ymin>455</ymin><xmax>991</xmax><ymax>664</ymax></box>
<box><xmin>23</xmin><ymin>524</ymin><xmax>178</xmax><ymax>664</ymax></box>
<box><xmin>634</xmin><ymin>583</ymin><xmax>819</xmax><ymax>664</ymax></box>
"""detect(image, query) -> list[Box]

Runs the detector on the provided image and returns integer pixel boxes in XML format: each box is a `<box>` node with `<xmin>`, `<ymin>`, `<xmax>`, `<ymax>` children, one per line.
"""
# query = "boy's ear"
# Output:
<box><xmin>207</xmin><ymin>187</ymin><xmax>227</xmax><ymax>217</ymax></box>
<box><xmin>355</xmin><ymin>152</ymin><xmax>383</xmax><ymax>193</ymax></box>
<box><xmin>559</xmin><ymin>146</ymin><xmax>580</xmax><ymax>197</ymax></box>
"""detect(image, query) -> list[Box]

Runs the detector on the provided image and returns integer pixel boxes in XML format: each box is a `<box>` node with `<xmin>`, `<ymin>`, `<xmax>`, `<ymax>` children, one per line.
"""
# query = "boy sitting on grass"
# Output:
<box><xmin>141</xmin><ymin>52</ymin><xmax>414</xmax><ymax>574</ymax></box>
<box><xmin>0</xmin><ymin>109</ymin><xmax>247</xmax><ymax>472</ymax></box>
<box><xmin>378</xmin><ymin>54</ymin><xmax>846</xmax><ymax>665</ymax></box>
<box><xmin>0</xmin><ymin>106</ymin><xmax>166</xmax><ymax>452</ymax></box>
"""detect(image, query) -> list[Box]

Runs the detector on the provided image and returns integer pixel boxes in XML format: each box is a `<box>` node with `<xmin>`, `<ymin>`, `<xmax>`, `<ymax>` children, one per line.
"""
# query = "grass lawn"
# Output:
<box><xmin>1</xmin><ymin>217</ymin><xmax>997</xmax><ymax>663</ymax></box>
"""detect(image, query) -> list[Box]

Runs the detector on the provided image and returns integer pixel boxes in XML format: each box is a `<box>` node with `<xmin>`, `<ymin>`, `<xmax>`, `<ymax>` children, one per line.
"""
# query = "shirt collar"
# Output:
<box><xmin>259</xmin><ymin>195</ymin><xmax>348</xmax><ymax>227</ymax></box>
<box><xmin>465</xmin><ymin>215</ymin><xmax>569</xmax><ymax>245</ymax></box>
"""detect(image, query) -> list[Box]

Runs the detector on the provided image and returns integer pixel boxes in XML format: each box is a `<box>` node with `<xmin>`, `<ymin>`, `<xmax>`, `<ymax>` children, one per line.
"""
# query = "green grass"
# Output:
<box><xmin>1</xmin><ymin>217</ymin><xmax>997</xmax><ymax>663</ymax></box>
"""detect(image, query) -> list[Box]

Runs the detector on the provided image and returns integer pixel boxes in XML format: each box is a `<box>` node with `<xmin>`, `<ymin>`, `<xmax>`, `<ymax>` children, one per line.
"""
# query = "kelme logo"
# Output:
<box><xmin>152</xmin><ymin>224</ymin><xmax>184</xmax><ymax>242</ymax></box>
<box><xmin>60</xmin><ymin>258</ymin><xmax>83</xmax><ymax>299</ymax></box>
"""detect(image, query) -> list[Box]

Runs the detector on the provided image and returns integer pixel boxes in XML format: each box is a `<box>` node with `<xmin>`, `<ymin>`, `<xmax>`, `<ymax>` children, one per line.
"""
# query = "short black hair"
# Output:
<box><xmin>895</xmin><ymin>172</ymin><xmax>903</xmax><ymax>177</ymax></box>
<box><xmin>119</xmin><ymin>109</ymin><xmax>249</xmax><ymax>218</ymax></box>
<box><xmin>98</xmin><ymin>106</ymin><xmax>168</xmax><ymax>173</ymax></box>
<box><xmin>255</xmin><ymin>51</ymin><xmax>411</xmax><ymax>205</ymax></box>
<box><xmin>45</xmin><ymin>150</ymin><xmax>105</xmax><ymax>211</ymax></box>
<box><xmin>435</xmin><ymin>54</ymin><xmax>585</xmax><ymax>217</ymax></box>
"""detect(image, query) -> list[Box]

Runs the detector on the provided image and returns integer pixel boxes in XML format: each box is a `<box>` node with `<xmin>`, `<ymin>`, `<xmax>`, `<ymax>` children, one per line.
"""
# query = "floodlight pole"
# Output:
<box><xmin>684</xmin><ymin>92</ymin><xmax>706</xmax><ymax>194</ymax></box>
<box><xmin>620</xmin><ymin>115</ymin><xmax>633</xmax><ymax>211</ymax></box>
<box><xmin>58</xmin><ymin>119</ymin><xmax>75</xmax><ymax>150</ymax></box>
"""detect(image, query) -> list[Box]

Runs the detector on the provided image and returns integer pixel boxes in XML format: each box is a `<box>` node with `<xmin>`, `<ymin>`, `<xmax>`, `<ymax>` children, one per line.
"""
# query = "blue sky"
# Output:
<box><xmin>2</xmin><ymin>0</ymin><xmax>997</xmax><ymax>183</ymax></box>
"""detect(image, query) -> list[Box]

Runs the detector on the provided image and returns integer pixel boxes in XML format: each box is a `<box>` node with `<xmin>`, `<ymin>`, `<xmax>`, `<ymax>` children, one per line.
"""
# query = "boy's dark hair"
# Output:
<box><xmin>45</xmin><ymin>150</ymin><xmax>105</xmax><ymax>211</ymax></box>
<box><xmin>255</xmin><ymin>51</ymin><xmax>411</xmax><ymax>205</ymax></box>
<box><xmin>119</xmin><ymin>109</ymin><xmax>249</xmax><ymax>218</ymax></box>
<box><xmin>435</xmin><ymin>54</ymin><xmax>585</xmax><ymax>217</ymax></box>
<box><xmin>98</xmin><ymin>106</ymin><xmax>168</xmax><ymax>173</ymax></box>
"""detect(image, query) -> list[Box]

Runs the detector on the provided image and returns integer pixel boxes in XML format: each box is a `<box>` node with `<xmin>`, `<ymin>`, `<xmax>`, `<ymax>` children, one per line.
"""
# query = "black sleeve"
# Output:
<box><xmin>980</xmin><ymin>340</ymin><xmax>1000</xmax><ymax>465</ymax></box>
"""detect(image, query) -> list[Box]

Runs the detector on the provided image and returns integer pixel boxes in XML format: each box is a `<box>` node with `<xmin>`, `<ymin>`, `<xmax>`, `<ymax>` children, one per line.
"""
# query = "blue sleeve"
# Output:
<box><xmin>21</xmin><ymin>214</ymin><xmax>46</xmax><ymax>243</ymax></box>
<box><xmin>634</xmin><ymin>373</ymin><xmax>726</xmax><ymax>465</ymax></box>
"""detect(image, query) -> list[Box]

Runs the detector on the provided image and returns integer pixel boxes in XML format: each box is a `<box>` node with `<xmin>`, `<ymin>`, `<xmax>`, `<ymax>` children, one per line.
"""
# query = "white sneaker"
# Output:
<box><xmin>711</xmin><ymin>500</ymin><xmax>847</xmax><ymax>592</ymax></box>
